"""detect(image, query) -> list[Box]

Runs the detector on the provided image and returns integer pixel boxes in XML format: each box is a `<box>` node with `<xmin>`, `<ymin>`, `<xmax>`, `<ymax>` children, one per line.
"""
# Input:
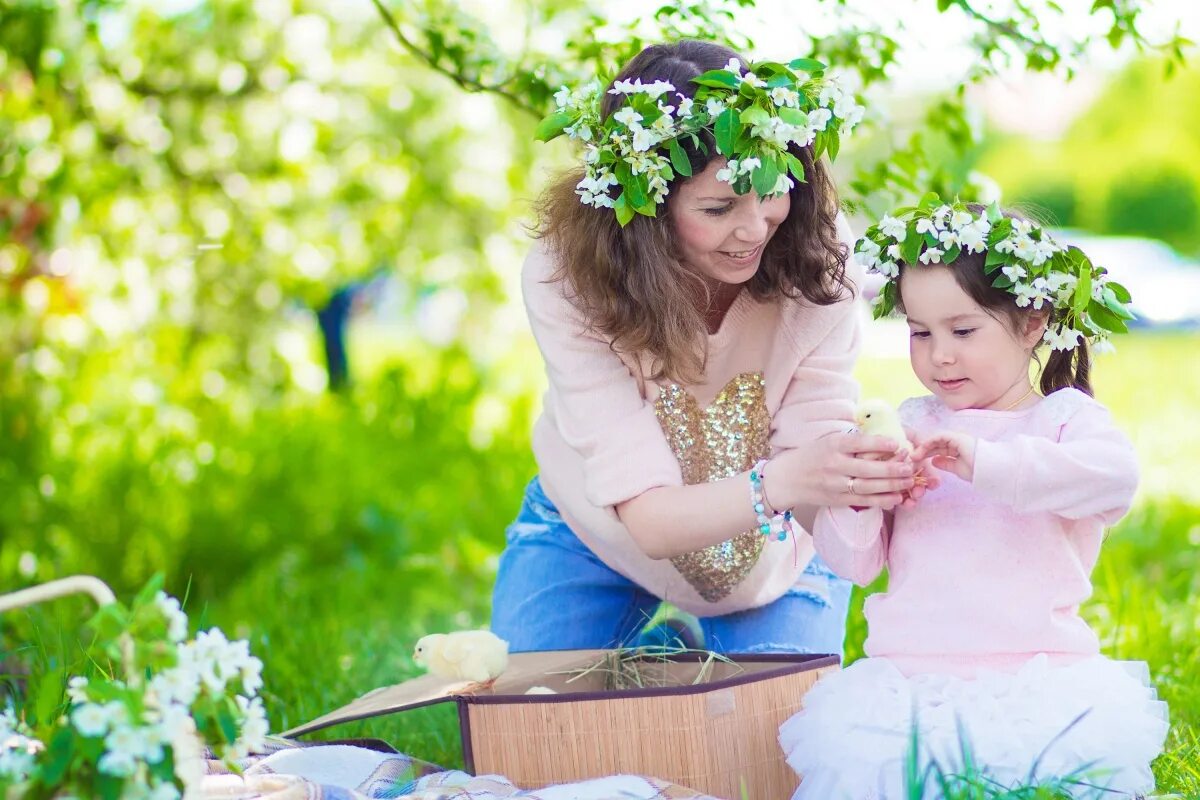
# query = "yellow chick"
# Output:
<box><xmin>854</xmin><ymin>398</ymin><xmax>914</xmax><ymax>456</ymax></box>
<box><xmin>413</xmin><ymin>630</ymin><xmax>509</xmax><ymax>690</ymax></box>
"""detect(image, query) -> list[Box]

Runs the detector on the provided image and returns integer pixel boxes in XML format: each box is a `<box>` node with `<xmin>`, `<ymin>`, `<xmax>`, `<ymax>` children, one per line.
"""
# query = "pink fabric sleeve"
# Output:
<box><xmin>812</xmin><ymin>506</ymin><xmax>889</xmax><ymax>586</ymax></box>
<box><xmin>522</xmin><ymin>241</ymin><xmax>683</xmax><ymax>508</ymax></box>
<box><xmin>971</xmin><ymin>401</ymin><xmax>1138</xmax><ymax>523</ymax></box>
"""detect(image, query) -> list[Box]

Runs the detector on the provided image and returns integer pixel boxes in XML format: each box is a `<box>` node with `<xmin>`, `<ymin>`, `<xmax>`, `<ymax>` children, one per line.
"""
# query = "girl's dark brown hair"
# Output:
<box><xmin>895</xmin><ymin>204</ymin><xmax>1092</xmax><ymax>397</ymax></box>
<box><xmin>534</xmin><ymin>40</ymin><xmax>851</xmax><ymax>384</ymax></box>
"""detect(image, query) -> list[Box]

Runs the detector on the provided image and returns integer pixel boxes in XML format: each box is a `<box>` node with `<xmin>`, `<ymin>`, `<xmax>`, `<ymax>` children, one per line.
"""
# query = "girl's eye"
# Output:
<box><xmin>703</xmin><ymin>204</ymin><xmax>733</xmax><ymax>216</ymax></box>
<box><xmin>910</xmin><ymin>331</ymin><xmax>931</xmax><ymax>339</ymax></box>
<box><xmin>953</xmin><ymin>328</ymin><xmax>976</xmax><ymax>337</ymax></box>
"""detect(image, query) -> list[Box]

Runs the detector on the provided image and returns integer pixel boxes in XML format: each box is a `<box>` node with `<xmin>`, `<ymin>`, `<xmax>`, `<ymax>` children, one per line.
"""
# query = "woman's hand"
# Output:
<box><xmin>765</xmin><ymin>432</ymin><xmax>916</xmax><ymax>511</ymax></box>
<box><xmin>911</xmin><ymin>431</ymin><xmax>978</xmax><ymax>482</ymax></box>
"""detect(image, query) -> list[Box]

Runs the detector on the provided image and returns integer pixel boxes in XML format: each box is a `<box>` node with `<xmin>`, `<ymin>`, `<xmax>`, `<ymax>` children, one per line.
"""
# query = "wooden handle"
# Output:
<box><xmin>0</xmin><ymin>575</ymin><xmax>117</xmax><ymax>615</ymax></box>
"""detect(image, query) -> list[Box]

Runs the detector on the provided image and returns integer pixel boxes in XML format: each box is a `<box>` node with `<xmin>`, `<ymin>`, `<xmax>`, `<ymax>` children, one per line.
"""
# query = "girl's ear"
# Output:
<box><xmin>1021</xmin><ymin>309</ymin><xmax>1050</xmax><ymax>349</ymax></box>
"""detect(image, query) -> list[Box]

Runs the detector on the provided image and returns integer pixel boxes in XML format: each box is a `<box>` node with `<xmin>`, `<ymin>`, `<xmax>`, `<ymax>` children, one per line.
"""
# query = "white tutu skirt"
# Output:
<box><xmin>779</xmin><ymin>654</ymin><xmax>1168</xmax><ymax>799</ymax></box>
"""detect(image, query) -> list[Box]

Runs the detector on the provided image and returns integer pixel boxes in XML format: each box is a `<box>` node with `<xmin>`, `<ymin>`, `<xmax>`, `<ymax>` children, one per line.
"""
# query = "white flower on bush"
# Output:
<box><xmin>676</xmin><ymin>96</ymin><xmax>694</xmax><ymax>118</ymax></box>
<box><xmin>72</xmin><ymin>702</ymin><xmax>111</xmax><ymax>737</ymax></box>
<box><xmin>886</xmin><ymin>244</ymin><xmax>902</xmax><ymax>261</ymax></box>
<box><xmin>151</xmin><ymin>667</ymin><xmax>200</xmax><ymax>707</ymax></box>
<box><xmin>155</xmin><ymin>591</ymin><xmax>189</xmax><ymax>643</ymax></box>
<box><xmin>938</xmin><ymin>229</ymin><xmax>960</xmax><ymax>249</ymax></box>
<box><xmin>915</xmin><ymin>217</ymin><xmax>937</xmax><ymax>236</ymax></box>
<box><xmin>856</xmin><ymin>238</ymin><xmax>881</xmax><ymax>266</ymax></box>
<box><xmin>67</xmin><ymin>676</ymin><xmax>90</xmax><ymax>704</ymax></box>
<box><xmin>0</xmin><ymin>708</ymin><xmax>43</xmax><ymax>783</ymax></box>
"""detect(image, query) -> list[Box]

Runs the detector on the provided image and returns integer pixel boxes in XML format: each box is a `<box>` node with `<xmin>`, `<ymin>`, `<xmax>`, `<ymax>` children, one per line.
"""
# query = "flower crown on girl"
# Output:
<box><xmin>856</xmin><ymin>194</ymin><xmax>1136</xmax><ymax>351</ymax></box>
<box><xmin>536</xmin><ymin>57</ymin><xmax>865</xmax><ymax>226</ymax></box>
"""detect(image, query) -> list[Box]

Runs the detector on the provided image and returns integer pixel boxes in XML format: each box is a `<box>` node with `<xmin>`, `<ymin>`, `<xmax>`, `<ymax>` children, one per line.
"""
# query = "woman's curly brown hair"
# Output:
<box><xmin>533</xmin><ymin>40</ymin><xmax>853</xmax><ymax>385</ymax></box>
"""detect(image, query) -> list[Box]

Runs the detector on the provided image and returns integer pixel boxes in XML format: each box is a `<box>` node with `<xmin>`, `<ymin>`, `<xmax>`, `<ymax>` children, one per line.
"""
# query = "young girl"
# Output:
<box><xmin>778</xmin><ymin>200</ymin><xmax>1169</xmax><ymax>798</ymax></box>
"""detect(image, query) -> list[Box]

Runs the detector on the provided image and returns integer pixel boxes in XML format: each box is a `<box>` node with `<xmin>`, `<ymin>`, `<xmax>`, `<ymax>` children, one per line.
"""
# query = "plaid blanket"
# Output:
<box><xmin>202</xmin><ymin>739</ymin><xmax>720</xmax><ymax>800</ymax></box>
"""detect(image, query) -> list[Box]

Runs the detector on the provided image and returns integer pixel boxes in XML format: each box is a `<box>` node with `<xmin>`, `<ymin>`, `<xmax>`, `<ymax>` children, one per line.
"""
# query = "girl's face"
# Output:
<box><xmin>668</xmin><ymin>158</ymin><xmax>791</xmax><ymax>288</ymax></box>
<box><xmin>900</xmin><ymin>265</ymin><xmax>1046</xmax><ymax>411</ymax></box>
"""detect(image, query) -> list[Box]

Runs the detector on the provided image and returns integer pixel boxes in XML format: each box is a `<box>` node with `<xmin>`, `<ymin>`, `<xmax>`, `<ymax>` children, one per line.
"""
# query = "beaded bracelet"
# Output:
<box><xmin>749</xmin><ymin>459</ymin><xmax>793</xmax><ymax>542</ymax></box>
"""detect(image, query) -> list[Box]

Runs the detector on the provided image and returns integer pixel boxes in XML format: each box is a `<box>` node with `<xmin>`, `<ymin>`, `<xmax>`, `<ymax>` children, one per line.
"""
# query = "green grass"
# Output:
<box><xmin>1</xmin><ymin>330</ymin><xmax>1197</xmax><ymax>793</ymax></box>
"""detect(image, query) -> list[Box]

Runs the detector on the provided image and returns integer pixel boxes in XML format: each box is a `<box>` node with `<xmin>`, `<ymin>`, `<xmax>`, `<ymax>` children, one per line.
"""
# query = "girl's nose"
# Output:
<box><xmin>932</xmin><ymin>338</ymin><xmax>956</xmax><ymax>365</ymax></box>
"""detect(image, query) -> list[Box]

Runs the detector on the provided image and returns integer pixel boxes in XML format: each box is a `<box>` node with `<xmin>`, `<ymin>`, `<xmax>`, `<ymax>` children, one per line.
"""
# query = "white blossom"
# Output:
<box><xmin>770</xmin><ymin>87</ymin><xmax>799</xmax><ymax>108</ymax></box>
<box><xmin>949</xmin><ymin>210</ymin><xmax>974</xmax><ymax>230</ymax></box>
<box><xmin>918</xmin><ymin>247</ymin><xmax>944</xmax><ymax>264</ymax></box>
<box><xmin>72</xmin><ymin>702</ymin><xmax>111</xmax><ymax>737</ymax></box>
<box><xmin>807</xmin><ymin>107</ymin><xmax>833</xmax><ymax>132</ymax></box>
<box><xmin>1043</xmin><ymin>325</ymin><xmax>1083</xmax><ymax>351</ymax></box>
<box><xmin>879</xmin><ymin>215</ymin><xmax>907</xmax><ymax>241</ymax></box>
<box><xmin>772</xmin><ymin>174</ymin><xmax>796</xmax><ymax>195</ymax></box>
<box><xmin>886</xmin><ymin>244</ymin><xmax>902</xmax><ymax>261</ymax></box>
<box><xmin>676</xmin><ymin>96</ymin><xmax>694</xmax><ymax>118</ymax></box>
<box><xmin>612</xmin><ymin>107</ymin><xmax>641</xmax><ymax>128</ymax></box>
<box><xmin>1001</xmin><ymin>264</ymin><xmax>1027</xmax><ymax>283</ymax></box>
<box><xmin>958</xmin><ymin>222</ymin><xmax>989</xmax><ymax>253</ymax></box>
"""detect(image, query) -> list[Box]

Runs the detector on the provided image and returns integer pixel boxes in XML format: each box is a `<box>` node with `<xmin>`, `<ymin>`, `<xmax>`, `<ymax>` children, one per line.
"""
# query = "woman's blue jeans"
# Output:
<box><xmin>490</xmin><ymin>477</ymin><xmax>852</xmax><ymax>655</ymax></box>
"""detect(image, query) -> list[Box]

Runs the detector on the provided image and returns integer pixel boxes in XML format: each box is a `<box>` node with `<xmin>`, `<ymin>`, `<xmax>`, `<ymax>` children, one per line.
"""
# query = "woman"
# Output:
<box><xmin>490</xmin><ymin>40</ymin><xmax>915</xmax><ymax>655</ymax></box>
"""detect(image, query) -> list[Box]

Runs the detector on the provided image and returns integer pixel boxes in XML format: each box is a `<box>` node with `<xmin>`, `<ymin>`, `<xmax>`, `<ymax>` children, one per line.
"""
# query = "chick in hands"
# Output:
<box><xmin>854</xmin><ymin>399</ymin><xmax>931</xmax><ymax>494</ymax></box>
<box><xmin>413</xmin><ymin>630</ymin><xmax>509</xmax><ymax>693</ymax></box>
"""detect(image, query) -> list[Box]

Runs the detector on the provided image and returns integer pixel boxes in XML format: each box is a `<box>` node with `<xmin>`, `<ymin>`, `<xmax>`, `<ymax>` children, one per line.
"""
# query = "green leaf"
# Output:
<box><xmin>217</xmin><ymin>698</ymin><xmax>240</xmax><ymax>743</ymax></box>
<box><xmin>917</xmin><ymin>192</ymin><xmax>940</xmax><ymax>210</ymax></box>
<box><xmin>1106</xmin><ymin>280</ymin><xmax>1132</xmax><ymax>304</ymax></box>
<box><xmin>901</xmin><ymin>232</ymin><xmax>922</xmax><ymax>266</ymax></box>
<box><xmin>1101</xmin><ymin>287</ymin><xmax>1136</xmax><ymax>320</ymax></box>
<box><xmin>1087</xmin><ymin>300</ymin><xmax>1128</xmax><ymax>333</ymax></box>
<box><xmin>985</xmin><ymin>248</ymin><xmax>1008</xmax><ymax>268</ymax></box>
<box><xmin>937</xmin><ymin>0</ymin><xmax>954</xmax><ymax>10</ymax></box>
<box><xmin>41</xmin><ymin>727</ymin><xmax>75</xmax><ymax>784</ymax></box>
<box><xmin>942</xmin><ymin>244</ymin><xmax>961</xmax><ymax>264</ymax></box>
<box><xmin>787</xmin><ymin>57</ymin><xmax>827</xmax><ymax>73</ymax></box>
<box><xmin>34</xmin><ymin>666</ymin><xmax>64</xmax><ymax>727</ymax></box>
<box><xmin>752</xmin><ymin>157</ymin><xmax>780</xmax><ymax>197</ymax></box>
<box><xmin>692</xmin><ymin>69</ymin><xmax>739</xmax><ymax>88</ymax></box>
<box><xmin>784</xmin><ymin>152</ymin><xmax>806</xmax><ymax>182</ymax></box>
<box><xmin>614</xmin><ymin>193</ymin><xmax>633</xmax><ymax>227</ymax></box>
<box><xmin>534</xmin><ymin>111</ymin><xmax>573</xmax><ymax>142</ymax></box>
<box><xmin>765</xmin><ymin>74</ymin><xmax>793</xmax><ymax>89</ymax></box>
<box><xmin>992</xmin><ymin>274</ymin><xmax>1015</xmax><ymax>289</ymax></box>
<box><xmin>739</xmin><ymin>106</ymin><xmax>770</xmax><ymax>127</ymax></box>
<box><xmin>827</xmin><ymin>127</ymin><xmax>841</xmax><ymax>160</ymax></box>
<box><xmin>1073</xmin><ymin>268</ymin><xmax>1092</xmax><ymax>314</ymax></box>
<box><xmin>777</xmin><ymin>107</ymin><xmax>808</xmax><ymax>127</ymax></box>
<box><xmin>625</xmin><ymin>174</ymin><xmax>649</xmax><ymax>209</ymax></box>
<box><xmin>668</xmin><ymin>138</ymin><xmax>692</xmax><ymax>177</ymax></box>
<box><xmin>715</xmin><ymin>108</ymin><xmax>739</xmax><ymax>156</ymax></box>
<box><xmin>986</xmin><ymin>200</ymin><xmax>1003</xmax><ymax>224</ymax></box>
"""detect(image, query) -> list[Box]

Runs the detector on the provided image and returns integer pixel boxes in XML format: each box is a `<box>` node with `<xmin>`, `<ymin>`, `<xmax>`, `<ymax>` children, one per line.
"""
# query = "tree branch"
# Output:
<box><xmin>368</xmin><ymin>0</ymin><xmax>541</xmax><ymax>118</ymax></box>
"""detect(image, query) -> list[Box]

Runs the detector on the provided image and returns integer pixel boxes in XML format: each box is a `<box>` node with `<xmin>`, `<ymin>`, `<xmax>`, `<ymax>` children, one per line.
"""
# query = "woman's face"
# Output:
<box><xmin>668</xmin><ymin>158</ymin><xmax>791</xmax><ymax>288</ymax></box>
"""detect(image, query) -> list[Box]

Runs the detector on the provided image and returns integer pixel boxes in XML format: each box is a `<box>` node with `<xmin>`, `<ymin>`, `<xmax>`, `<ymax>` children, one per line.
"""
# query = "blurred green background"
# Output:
<box><xmin>1</xmin><ymin>0</ymin><xmax>1198</xmax><ymax>793</ymax></box>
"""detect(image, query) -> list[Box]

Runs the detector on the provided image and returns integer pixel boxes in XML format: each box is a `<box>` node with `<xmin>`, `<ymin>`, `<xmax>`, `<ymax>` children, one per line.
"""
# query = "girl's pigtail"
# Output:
<box><xmin>1040</xmin><ymin>339</ymin><xmax>1092</xmax><ymax>397</ymax></box>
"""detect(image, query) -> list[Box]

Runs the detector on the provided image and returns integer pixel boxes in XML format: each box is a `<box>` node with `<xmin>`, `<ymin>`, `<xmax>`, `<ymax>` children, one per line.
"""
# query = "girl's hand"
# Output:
<box><xmin>912</xmin><ymin>431</ymin><xmax>978</xmax><ymax>482</ymax></box>
<box><xmin>767</xmin><ymin>432</ymin><xmax>915</xmax><ymax>510</ymax></box>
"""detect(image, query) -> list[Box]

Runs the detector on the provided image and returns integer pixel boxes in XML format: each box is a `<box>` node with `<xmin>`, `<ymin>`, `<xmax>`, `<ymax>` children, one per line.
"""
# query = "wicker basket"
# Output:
<box><xmin>286</xmin><ymin>649</ymin><xmax>839</xmax><ymax>800</ymax></box>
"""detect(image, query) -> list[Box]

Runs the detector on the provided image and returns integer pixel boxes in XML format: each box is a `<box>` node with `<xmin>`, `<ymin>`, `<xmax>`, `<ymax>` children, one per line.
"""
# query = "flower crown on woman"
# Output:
<box><xmin>856</xmin><ymin>194</ymin><xmax>1136</xmax><ymax>351</ymax></box>
<box><xmin>537</xmin><ymin>56</ymin><xmax>865</xmax><ymax>226</ymax></box>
